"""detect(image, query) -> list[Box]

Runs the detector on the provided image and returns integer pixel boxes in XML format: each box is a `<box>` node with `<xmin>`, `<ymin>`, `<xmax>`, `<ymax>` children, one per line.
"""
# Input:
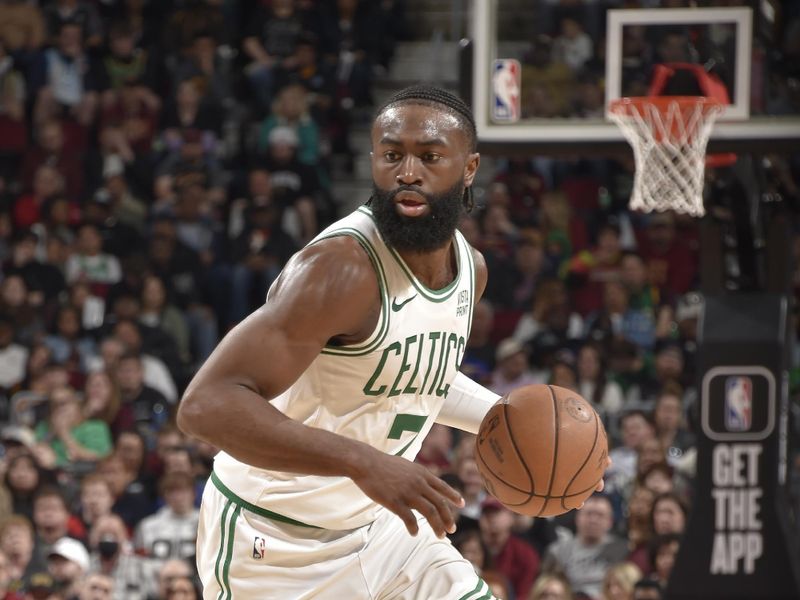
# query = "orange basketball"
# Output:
<box><xmin>475</xmin><ymin>384</ymin><xmax>608</xmax><ymax>517</ymax></box>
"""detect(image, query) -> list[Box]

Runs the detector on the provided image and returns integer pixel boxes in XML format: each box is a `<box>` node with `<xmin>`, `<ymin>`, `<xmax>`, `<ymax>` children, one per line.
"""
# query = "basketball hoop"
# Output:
<box><xmin>608</xmin><ymin>96</ymin><xmax>726</xmax><ymax>217</ymax></box>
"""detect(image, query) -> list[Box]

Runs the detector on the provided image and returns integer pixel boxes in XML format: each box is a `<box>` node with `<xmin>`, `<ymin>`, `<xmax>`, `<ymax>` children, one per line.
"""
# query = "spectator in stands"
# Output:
<box><xmin>586</xmin><ymin>281</ymin><xmax>656</xmax><ymax>352</ymax></box>
<box><xmin>3</xmin><ymin>232</ymin><xmax>65</xmax><ymax>316</ymax></box>
<box><xmin>79</xmin><ymin>572</ymin><xmax>113</xmax><ymax>600</ymax></box>
<box><xmin>65</xmin><ymin>224</ymin><xmax>123</xmax><ymax>294</ymax></box>
<box><xmin>110</xmin><ymin>319</ymin><xmax>178</xmax><ymax>403</ymax></box>
<box><xmin>3</xmin><ymin>453</ymin><xmax>46</xmax><ymax>521</ymax></box>
<box><xmin>77</xmin><ymin>475</ymin><xmax>114</xmax><ymax>536</ymax></box>
<box><xmin>20</xmin><ymin>120</ymin><xmax>83</xmax><ymax>202</ymax></box>
<box><xmin>317</xmin><ymin>0</ymin><xmax>381</xmax><ymax>108</ymax></box>
<box><xmin>0</xmin><ymin>547</ymin><xmax>20</xmax><ymax>600</ymax></box>
<box><xmin>0</xmin><ymin>316</ymin><xmax>27</xmax><ymax>392</ymax></box>
<box><xmin>648</xmin><ymin>533</ymin><xmax>681</xmax><ymax>590</ymax></box>
<box><xmin>521</xmin><ymin>35</ymin><xmax>575</xmax><ymax>118</ymax></box>
<box><xmin>0</xmin><ymin>0</ymin><xmax>45</xmax><ymax>58</ymax></box>
<box><xmin>450</xmin><ymin>528</ymin><xmax>488</xmax><ymax>573</ymax></box>
<box><xmin>150</xmin><ymin>558</ymin><xmax>193</xmax><ymax>600</ymax></box>
<box><xmin>81</xmin><ymin>371</ymin><xmax>120</xmax><ymax>427</ymax></box>
<box><xmin>160</xmin><ymin>80</ymin><xmax>221</xmax><ymax>148</ymax></box>
<box><xmin>134</xmin><ymin>472</ymin><xmax>198</xmax><ymax>563</ymax></box>
<box><xmin>415</xmin><ymin>424</ymin><xmax>452</xmax><ymax>477</ymax></box>
<box><xmin>489</xmin><ymin>234</ymin><xmax>547</xmax><ymax>313</ymax></box>
<box><xmin>98</xmin><ymin>78</ymin><xmax>160</xmax><ymax>166</ymax></box>
<box><xmin>174</xmin><ymin>31</ymin><xmax>232</xmax><ymax>109</ymax></box>
<box><xmin>33</xmin><ymin>22</ymin><xmax>99</xmax><ymax>127</ymax></box>
<box><xmin>0</xmin><ymin>276</ymin><xmax>43</xmax><ymax>347</ymax></box>
<box><xmin>577</xmin><ymin>341</ymin><xmax>625</xmax><ymax>432</ymax></box>
<box><xmin>652</xmin><ymin>385</ymin><xmax>695</xmax><ymax>467</ymax></box>
<box><xmin>139</xmin><ymin>274</ymin><xmax>191</xmax><ymax>367</ymax></box>
<box><xmin>262</xmin><ymin>126</ymin><xmax>325</xmax><ymax>243</ymax></box>
<box><xmin>513</xmin><ymin>278</ymin><xmax>584</xmax><ymax>354</ymax></box>
<box><xmin>31</xmin><ymin>487</ymin><xmax>77</xmax><ymax>558</ymax></box>
<box><xmin>0</xmin><ymin>515</ymin><xmax>41</xmax><ymax>590</ymax></box>
<box><xmin>625</xmin><ymin>485</ymin><xmax>656</xmax><ymax>574</ymax></box>
<box><xmin>257</xmin><ymin>83</ymin><xmax>320</xmax><ymax>166</ymax></box>
<box><xmin>42</xmin><ymin>0</ymin><xmax>103</xmax><ymax>48</ymax></box>
<box><xmin>94</xmin><ymin>455</ymin><xmax>152</xmax><ymax>529</ymax></box>
<box><xmin>567</xmin><ymin>220</ymin><xmax>623</xmax><ymax>316</ymax></box>
<box><xmin>243</xmin><ymin>0</ymin><xmax>306</xmax><ymax>112</ymax></box>
<box><xmin>0</xmin><ymin>39</ymin><xmax>27</xmax><ymax>162</ymax></box>
<box><xmin>553</xmin><ymin>16</ymin><xmax>593</xmax><ymax>71</ymax></box>
<box><xmin>13</xmin><ymin>165</ymin><xmax>66</xmax><ymax>231</ymax></box>
<box><xmin>542</xmin><ymin>494</ymin><xmax>628</xmax><ymax>598</ymax></box>
<box><xmin>88</xmin><ymin>513</ymin><xmax>151</xmax><ymax>600</ymax></box>
<box><xmin>633</xmin><ymin>579</ymin><xmax>662</xmax><ymax>600</ymax></box>
<box><xmin>35</xmin><ymin>386</ymin><xmax>112</xmax><ymax>469</ymax></box>
<box><xmin>461</xmin><ymin>300</ymin><xmax>495</xmax><ymax>385</ymax></box>
<box><xmin>627</xmin><ymin>341</ymin><xmax>687</xmax><ymax>408</ymax></box>
<box><xmin>164</xmin><ymin>575</ymin><xmax>200</xmax><ymax>600</ymax></box>
<box><xmin>112</xmin><ymin>352</ymin><xmax>170</xmax><ymax>442</ymax></box>
<box><xmin>489</xmin><ymin>337</ymin><xmax>544</xmax><ymax>397</ymax></box>
<box><xmin>112</xmin><ymin>431</ymin><xmax>153</xmax><ymax>499</ymax></box>
<box><xmin>636</xmin><ymin>213</ymin><xmax>696</xmax><ymax>302</ymax></box>
<box><xmin>46</xmin><ymin>536</ymin><xmax>90</xmax><ymax>600</ymax></box>
<box><xmin>651</xmin><ymin>493</ymin><xmax>687</xmax><ymax>539</ymax></box>
<box><xmin>157</xmin><ymin>134</ymin><xmax>226</xmax><ymax>207</ymax></box>
<box><xmin>454</xmin><ymin>452</ymin><xmax>485</xmax><ymax>528</ymax></box>
<box><xmin>601</xmin><ymin>561</ymin><xmax>643</xmax><ymax>600</ymax></box>
<box><xmin>228</xmin><ymin>200</ymin><xmax>297</xmax><ymax>325</ymax></box>
<box><xmin>479</xmin><ymin>497</ymin><xmax>539</xmax><ymax>599</ymax></box>
<box><xmin>529</xmin><ymin>572</ymin><xmax>574</xmax><ymax>600</ymax></box>
<box><xmin>43</xmin><ymin>305</ymin><xmax>97</xmax><ymax>373</ymax></box>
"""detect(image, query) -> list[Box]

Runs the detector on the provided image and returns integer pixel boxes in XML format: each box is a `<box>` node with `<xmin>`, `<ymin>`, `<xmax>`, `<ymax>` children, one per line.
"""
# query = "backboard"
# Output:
<box><xmin>469</xmin><ymin>1</ymin><xmax>800</xmax><ymax>154</ymax></box>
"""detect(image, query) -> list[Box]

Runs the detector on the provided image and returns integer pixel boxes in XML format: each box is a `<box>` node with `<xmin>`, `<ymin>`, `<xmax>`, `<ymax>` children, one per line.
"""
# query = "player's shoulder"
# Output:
<box><xmin>270</xmin><ymin>234</ymin><xmax>379</xmax><ymax>303</ymax></box>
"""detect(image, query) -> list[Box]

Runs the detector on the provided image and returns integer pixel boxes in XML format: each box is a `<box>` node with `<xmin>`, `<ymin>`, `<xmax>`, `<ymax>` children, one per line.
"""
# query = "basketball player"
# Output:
<box><xmin>178</xmin><ymin>85</ymin><xmax>605</xmax><ymax>599</ymax></box>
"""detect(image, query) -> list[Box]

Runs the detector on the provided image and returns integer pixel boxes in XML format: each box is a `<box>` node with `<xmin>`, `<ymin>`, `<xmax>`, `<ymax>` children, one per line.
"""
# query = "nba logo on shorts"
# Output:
<box><xmin>724</xmin><ymin>376</ymin><xmax>752</xmax><ymax>431</ymax></box>
<box><xmin>492</xmin><ymin>59</ymin><xmax>521</xmax><ymax>122</ymax></box>
<box><xmin>252</xmin><ymin>536</ymin><xmax>266</xmax><ymax>560</ymax></box>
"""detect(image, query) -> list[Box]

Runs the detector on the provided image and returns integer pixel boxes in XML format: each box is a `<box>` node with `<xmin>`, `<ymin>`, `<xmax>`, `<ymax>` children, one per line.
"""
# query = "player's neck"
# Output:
<box><xmin>396</xmin><ymin>240</ymin><xmax>457</xmax><ymax>291</ymax></box>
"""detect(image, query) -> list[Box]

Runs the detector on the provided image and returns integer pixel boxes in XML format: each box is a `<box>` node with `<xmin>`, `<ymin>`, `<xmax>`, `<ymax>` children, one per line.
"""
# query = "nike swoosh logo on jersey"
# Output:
<box><xmin>391</xmin><ymin>294</ymin><xmax>417</xmax><ymax>312</ymax></box>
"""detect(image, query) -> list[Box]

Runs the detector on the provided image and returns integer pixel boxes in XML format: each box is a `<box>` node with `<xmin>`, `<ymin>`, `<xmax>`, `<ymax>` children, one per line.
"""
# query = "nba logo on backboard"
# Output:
<box><xmin>492</xmin><ymin>59</ymin><xmax>520</xmax><ymax>122</ymax></box>
<box><xmin>725</xmin><ymin>376</ymin><xmax>752</xmax><ymax>431</ymax></box>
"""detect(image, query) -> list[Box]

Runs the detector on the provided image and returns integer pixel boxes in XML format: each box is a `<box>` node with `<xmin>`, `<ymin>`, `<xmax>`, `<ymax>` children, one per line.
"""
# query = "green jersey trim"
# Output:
<box><xmin>211</xmin><ymin>472</ymin><xmax>321</xmax><ymax>529</ymax></box>
<box><xmin>311</xmin><ymin>228</ymin><xmax>391</xmax><ymax>356</ymax></box>
<box><xmin>463</xmin><ymin>232</ymin><xmax>476</xmax><ymax>342</ymax></box>
<box><xmin>357</xmin><ymin>205</ymin><xmax>462</xmax><ymax>302</ymax></box>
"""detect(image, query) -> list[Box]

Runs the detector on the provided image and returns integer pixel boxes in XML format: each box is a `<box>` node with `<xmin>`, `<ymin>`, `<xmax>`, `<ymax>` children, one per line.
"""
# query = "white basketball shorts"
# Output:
<box><xmin>196</xmin><ymin>473</ymin><xmax>497</xmax><ymax>599</ymax></box>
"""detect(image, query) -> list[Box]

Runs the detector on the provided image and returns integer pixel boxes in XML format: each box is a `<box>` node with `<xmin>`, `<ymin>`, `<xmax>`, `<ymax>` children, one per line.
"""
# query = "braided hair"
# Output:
<box><xmin>377</xmin><ymin>85</ymin><xmax>477</xmax><ymax>152</ymax></box>
<box><xmin>376</xmin><ymin>85</ymin><xmax>477</xmax><ymax>212</ymax></box>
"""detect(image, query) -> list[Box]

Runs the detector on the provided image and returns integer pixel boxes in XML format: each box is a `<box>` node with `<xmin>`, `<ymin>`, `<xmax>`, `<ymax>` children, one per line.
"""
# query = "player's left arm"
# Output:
<box><xmin>436</xmin><ymin>244</ymin><xmax>502</xmax><ymax>434</ymax></box>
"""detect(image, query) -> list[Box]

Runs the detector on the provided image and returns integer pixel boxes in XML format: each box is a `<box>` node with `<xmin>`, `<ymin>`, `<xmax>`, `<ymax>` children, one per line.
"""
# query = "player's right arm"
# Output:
<box><xmin>177</xmin><ymin>236</ymin><xmax>462</xmax><ymax>537</ymax></box>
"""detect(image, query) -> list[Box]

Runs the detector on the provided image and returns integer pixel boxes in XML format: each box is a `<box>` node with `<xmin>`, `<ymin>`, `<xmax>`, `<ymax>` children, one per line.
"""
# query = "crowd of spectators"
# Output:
<box><xmin>0</xmin><ymin>1</ymin><xmax>798</xmax><ymax>600</ymax></box>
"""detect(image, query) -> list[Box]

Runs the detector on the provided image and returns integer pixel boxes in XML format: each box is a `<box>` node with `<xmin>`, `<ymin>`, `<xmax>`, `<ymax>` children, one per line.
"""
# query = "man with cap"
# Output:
<box><xmin>488</xmin><ymin>337</ymin><xmax>545</xmax><ymax>396</ymax></box>
<box><xmin>478</xmin><ymin>496</ymin><xmax>540</xmax><ymax>599</ymax></box>
<box><xmin>47</xmin><ymin>537</ymin><xmax>90</xmax><ymax>600</ymax></box>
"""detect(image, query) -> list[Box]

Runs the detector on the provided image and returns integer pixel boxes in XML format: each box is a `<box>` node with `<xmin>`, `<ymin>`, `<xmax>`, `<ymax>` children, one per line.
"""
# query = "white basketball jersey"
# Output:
<box><xmin>213</xmin><ymin>206</ymin><xmax>476</xmax><ymax>530</ymax></box>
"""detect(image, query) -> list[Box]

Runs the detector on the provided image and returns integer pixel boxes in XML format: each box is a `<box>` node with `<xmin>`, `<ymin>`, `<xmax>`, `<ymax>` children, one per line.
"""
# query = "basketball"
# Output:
<box><xmin>475</xmin><ymin>384</ymin><xmax>608</xmax><ymax>517</ymax></box>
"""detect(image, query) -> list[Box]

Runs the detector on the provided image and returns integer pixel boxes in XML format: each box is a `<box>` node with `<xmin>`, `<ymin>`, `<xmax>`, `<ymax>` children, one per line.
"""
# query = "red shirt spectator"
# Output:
<box><xmin>479</xmin><ymin>498</ymin><xmax>540</xmax><ymax>599</ymax></box>
<box><xmin>636</xmin><ymin>212</ymin><xmax>696</xmax><ymax>301</ymax></box>
<box><xmin>20</xmin><ymin>120</ymin><xmax>84</xmax><ymax>201</ymax></box>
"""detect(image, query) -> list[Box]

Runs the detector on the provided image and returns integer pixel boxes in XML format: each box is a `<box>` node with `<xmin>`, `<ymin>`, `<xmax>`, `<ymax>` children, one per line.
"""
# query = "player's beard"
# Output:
<box><xmin>370</xmin><ymin>180</ymin><xmax>465</xmax><ymax>252</ymax></box>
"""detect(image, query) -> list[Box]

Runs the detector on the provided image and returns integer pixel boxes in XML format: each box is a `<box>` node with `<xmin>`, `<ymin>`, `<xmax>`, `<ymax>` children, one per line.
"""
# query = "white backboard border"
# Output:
<box><xmin>471</xmin><ymin>0</ymin><xmax>800</xmax><ymax>146</ymax></box>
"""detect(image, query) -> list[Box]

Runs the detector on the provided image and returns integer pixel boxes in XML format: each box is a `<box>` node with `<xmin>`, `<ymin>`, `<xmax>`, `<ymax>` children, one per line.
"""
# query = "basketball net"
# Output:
<box><xmin>608</xmin><ymin>96</ymin><xmax>725</xmax><ymax>217</ymax></box>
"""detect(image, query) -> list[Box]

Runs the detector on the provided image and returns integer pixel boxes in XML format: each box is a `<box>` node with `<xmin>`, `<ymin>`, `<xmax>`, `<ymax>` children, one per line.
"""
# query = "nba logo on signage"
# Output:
<box><xmin>724</xmin><ymin>376</ymin><xmax>752</xmax><ymax>431</ymax></box>
<box><xmin>492</xmin><ymin>59</ymin><xmax>521</xmax><ymax>122</ymax></box>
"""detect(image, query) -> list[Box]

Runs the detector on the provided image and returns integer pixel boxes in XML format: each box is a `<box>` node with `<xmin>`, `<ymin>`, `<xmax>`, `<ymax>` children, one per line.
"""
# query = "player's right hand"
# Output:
<box><xmin>351</xmin><ymin>452</ymin><xmax>465</xmax><ymax>538</ymax></box>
